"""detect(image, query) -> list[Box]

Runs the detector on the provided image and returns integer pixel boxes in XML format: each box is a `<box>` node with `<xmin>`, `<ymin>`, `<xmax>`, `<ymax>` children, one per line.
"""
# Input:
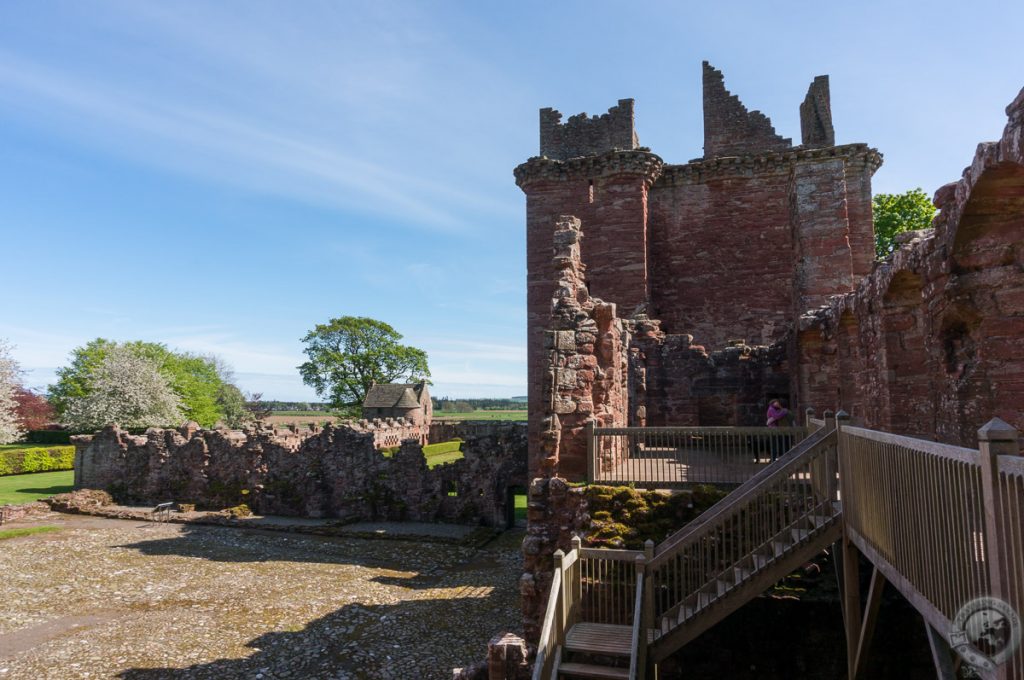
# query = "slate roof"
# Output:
<box><xmin>363</xmin><ymin>382</ymin><xmax>428</xmax><ymax>409</ymax></box>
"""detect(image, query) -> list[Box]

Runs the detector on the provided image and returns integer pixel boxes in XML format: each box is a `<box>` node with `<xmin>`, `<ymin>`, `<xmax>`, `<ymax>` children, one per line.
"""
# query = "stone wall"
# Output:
<box><xmin>517</xmin><ymin>62</ymin><xmax>880</xmax><ymax>480</ymax></box>
<box><xmin>73</xmin><ymin>421</ymin><xmax>528</xmax><ymax>526</ymax></box>
<box><xmin>794</xmin><ymin>87</ymin><xmax>1024</xmax><ymax>445</ymax></box>
<box><xmin>348</xmin><ymin>417</ymin><xmax>428</xmax><ymax>448</ymax></box>
<box><xmin>539</xmin><ymin>99</ymin><xmax>639</xmax><ymax>161</ymax></box>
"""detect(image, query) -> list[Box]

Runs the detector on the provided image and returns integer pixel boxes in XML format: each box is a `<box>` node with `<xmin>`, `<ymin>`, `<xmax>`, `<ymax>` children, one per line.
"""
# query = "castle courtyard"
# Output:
<box><xmin>0</xmin><ymin>515</ymin><xmax>522</xmax><ymax>679</ymax></box>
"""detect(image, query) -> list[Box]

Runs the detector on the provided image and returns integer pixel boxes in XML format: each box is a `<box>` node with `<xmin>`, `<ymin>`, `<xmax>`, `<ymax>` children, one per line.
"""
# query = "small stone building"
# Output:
<box><xmin>361</xmin><ymin>381</ymin><xmax>433</xmax><ymax>426</ymax></box>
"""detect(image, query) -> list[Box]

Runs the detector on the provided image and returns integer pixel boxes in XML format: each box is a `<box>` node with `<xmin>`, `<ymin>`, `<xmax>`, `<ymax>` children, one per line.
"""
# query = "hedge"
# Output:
<box><xmin>0</xmin><ymin>446</ymin><xmax>76</xmax><ymax>476</ymax></box>
<box><xmin>27</xmin><ymin>430</ymin><xmax>73</xmax><ymax>445</ymax></box>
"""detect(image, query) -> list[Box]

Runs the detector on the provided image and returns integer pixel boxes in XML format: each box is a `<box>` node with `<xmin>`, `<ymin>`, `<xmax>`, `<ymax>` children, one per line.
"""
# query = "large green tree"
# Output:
<box><xmin>50</xmin><ymin>339</ymin><xmax>240</xmax><ymax>427</ymax></box>
<box><xmin>298</xmin><ymin>316</ymin><xmax>430</xmax><ymax>416</ymax></box>
<box><xmin>873</xmin><ymin>188</ymin><xmax>937</xmax><ymax>259</ymax></box>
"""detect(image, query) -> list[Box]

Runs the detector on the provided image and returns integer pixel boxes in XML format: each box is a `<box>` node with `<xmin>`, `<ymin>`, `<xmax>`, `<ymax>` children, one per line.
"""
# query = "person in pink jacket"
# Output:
<box><xmin>766</xmin><ymin>399</ymin><xmax>790</xmax><ymax>461</ymax></box>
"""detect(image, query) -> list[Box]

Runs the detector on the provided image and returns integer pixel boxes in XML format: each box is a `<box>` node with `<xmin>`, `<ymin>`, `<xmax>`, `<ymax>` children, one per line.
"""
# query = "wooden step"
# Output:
<box><xmin>772</xmin><ymin>540</ymin><xmax>792</xmax><ymax>557</ymax></box>
<box><xmin>752</xmin><ymin>552</ymin><xmax>771</xmax><ymax>569</ymax></box>
<box><xmin>564</xmin><ymin>623</ymin><xmax>632</xmax><ymax>657</ymax></box>
<box><xmin>791</xmin><ymin>527</ymin><xmax>810</xmax><ymax>543</ymax></box>
<box><xmin>733</xmin><ymin>566</ymin><xmax>752</xmax><ymax>584</ymax></box>
<box><xmin>676</xmin><ymin>604</ymin><xmax>695</xmax><ymax>625</ymax></box>
<box><xmin>807</xmin><ymin>513</ymin><xmax>830</xmax><ymax>529</ymax></box>
<box><xmin>558</xmin><ymin>661</ymin><xmax>630</xmax><ymax>679</ymax></box>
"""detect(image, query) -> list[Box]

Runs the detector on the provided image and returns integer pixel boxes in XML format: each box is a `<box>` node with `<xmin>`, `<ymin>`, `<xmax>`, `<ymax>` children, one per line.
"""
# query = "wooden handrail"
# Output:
<box><xmin>532</xmin><ymin>566</ymin><xmax>562</xmax><ymax>680</ymax></box>
<box><xmin>628</xmin><ymin>561</ymin><xmax>645</xmax><ymax>680</ymax></box>
<box><xmin>650</xmin><ymin>425</ymin><xmax>836</xmax><ymax>566</ymax></box>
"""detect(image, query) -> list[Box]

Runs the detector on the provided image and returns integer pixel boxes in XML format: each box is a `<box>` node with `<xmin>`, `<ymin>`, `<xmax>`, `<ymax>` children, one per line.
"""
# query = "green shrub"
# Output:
<box><xmin>27</xmin><ymin>430</ymin><xmax>72</xmax><ymax>445</ymax></box>
<box><xmin>0</xmin><ymin>446</ymin><xmax>76</xmax><ymax>476</ymax></box>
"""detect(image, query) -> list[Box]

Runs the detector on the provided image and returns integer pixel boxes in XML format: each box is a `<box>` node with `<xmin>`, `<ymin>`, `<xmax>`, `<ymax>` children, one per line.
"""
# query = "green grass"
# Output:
<box><xmin>424</xmin><ymin>440</ymin><xmax>463</xmax><ymax>468</ymax></box>
<box><xmin>0</xmin><ymin>470</ymin><xmax>74</xmax><ymax>505</ymax></box>
<box><xmin>0</xmin><ymin>525</ymin><xmax>61</xmax><ymax>540</ymax></box>
<box><xmin>270</xmin><ymin>410</ymin><xmax>334</xmax><ymax>417</ymax></box>
<box><xmin>433</xmin><ymin>410</ymin><xmax>527</xmax><ymax>421</ymax></box>
<box><xmin>514</xmin><ymin>493</ymin><xmax>527</xmax><ymax>523</ymax></box>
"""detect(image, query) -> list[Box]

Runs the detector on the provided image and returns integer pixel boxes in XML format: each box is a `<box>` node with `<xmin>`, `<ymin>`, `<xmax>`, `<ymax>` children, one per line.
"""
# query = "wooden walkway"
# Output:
<box><xmin>593</xmin><ymin>449</ymin><xmax>769</xmax><ymax>487</ymax></box>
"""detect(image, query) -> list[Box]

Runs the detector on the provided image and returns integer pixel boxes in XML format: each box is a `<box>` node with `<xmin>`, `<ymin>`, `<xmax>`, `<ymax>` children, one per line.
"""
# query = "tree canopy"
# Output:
<box><xmin>50</xmin><ymin>339</ymin><xmax>243</xmax><ymax>427</ymax></box>
<box><xmin>298</xmin><ymin>316</ymin><xmax>430</xmax><ymax>416</ymax></box>
<box><xmin>0</xmin><ymin>340</ymin><xmax>23</xmax><ymax>444</ymax></box>
<box><xmin>61</xmin><ymin>345</ymin><xmax>184</xmax><ymax>431</ymax></box>
<box><xmin>873</xmin><ymin>188</ymin><xmax>937</xmax><ymax>259</ymax></box>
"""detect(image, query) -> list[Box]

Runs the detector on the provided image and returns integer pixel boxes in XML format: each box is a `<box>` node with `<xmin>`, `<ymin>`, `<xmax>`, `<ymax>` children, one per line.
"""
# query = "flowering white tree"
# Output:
<box><xmin>0</xmin><ymin>340</ymin><xmax>24</xmax><ymax>444</ymax></box>
<box><xmin>63</xmin><ymin>345</ymin><xmax>184</xmax><ymax>431</ymax></box>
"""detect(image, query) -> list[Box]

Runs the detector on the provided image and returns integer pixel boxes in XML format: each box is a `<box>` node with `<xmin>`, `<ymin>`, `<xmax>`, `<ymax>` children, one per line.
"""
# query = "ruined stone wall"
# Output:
<box><xmin>795</xmin><ymin>88</ymin><xmax>1024</xmax><ymax>445</ymax></box>
<box><xmin>73</xmin><ymin>421</ymin><xmax>528</xmax><ymax>526</ymax></box>
<box><xmin>632</xmin><ymin>331</ymin><xmax>790</xmax><ymax>428</ymax></box>
<box><xmin>518</xmin><ymin>63</ymin><xmax>878</xmax><ymax>480</ymax></box>
<box><xmin>347</xmin><ymin>417</ymin><xmax>427</xmax><ymax>448</ymax></box>
<box><xmin>535</xmin><ymin>216</ymin><xmax>630</xmax><ymax>481</ymax></box>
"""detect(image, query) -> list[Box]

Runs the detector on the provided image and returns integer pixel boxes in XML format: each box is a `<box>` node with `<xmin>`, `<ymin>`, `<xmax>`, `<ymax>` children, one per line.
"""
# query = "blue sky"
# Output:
<box><xmin>1</xmin><ymin>1</ymin><xmax>1020</xmax><ymax>401</ymax></box>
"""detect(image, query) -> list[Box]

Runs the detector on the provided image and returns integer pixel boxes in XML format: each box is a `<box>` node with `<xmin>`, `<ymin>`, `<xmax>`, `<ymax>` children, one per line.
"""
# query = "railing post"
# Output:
<box><xmin>643</xmin><ymin>539</ymin><xmax>655</xmax><ymax>654</ymax></box>
<box><xmin>634</xmin><ymin>553</ymin><xmax>649</xmax><ymax>680</ymax></box>
<box><xmin>571</xmin><ymin>535</ymin><xmax>583</xmax><ymax>618</ymax></box>
<box><xmin>805</xmin><ymin>407</ymin><xmax>815</xmax><ymax>426</ymax></box>
<box><xmin>833</xmin><ymin>410</ymin><xmax>849</xmax><ymax>502</ymax></box>
<box><xmin>553</xmin><ymin>549</ymin><xmax>566</xmax><ymax>646</ymax></box>
<box><xmin>824</xmin><ymin>409</ymin><xmax>836</xmax><ymax>431</ymax></box>
<box><xmin>586</xmin><ymin>420</ymin><xmax>595</xmax><ymax>482</ymax></box>
<box><xmin>978</xmin><ymin>418</ymin><xmax>1018</xmax><ymax>609</ymax></box>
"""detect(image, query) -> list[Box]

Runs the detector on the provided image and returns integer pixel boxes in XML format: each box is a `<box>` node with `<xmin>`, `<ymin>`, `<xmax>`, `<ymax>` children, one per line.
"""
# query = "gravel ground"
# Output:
<box><xmin>0</xmin><ymin>513</ymin><xmax>523</xmax><ymax>679</ymax></box>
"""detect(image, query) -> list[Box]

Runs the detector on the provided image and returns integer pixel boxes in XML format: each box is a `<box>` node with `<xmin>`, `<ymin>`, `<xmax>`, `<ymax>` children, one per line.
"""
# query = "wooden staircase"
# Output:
<box><xmin>534</xmin><ymin>423</ymin><xmax>842</xmax><ymax>679</ymax></box>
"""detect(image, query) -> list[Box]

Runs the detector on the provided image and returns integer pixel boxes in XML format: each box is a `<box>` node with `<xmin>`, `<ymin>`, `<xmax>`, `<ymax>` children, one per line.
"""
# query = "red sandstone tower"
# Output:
<box><xmin>517</xmin><ymin>62</ymin><xmax>882</xmax><ymax>480</ymax></box>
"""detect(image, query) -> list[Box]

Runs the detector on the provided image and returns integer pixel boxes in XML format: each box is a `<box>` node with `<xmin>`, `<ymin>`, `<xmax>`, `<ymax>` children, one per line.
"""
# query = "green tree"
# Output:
<box><xmin>50</xmin><ymin>339</ymin><xmax>241</xmax><ymax>427</ymax></box>
<box><xmin>873</xmin><ymin>188</ymin><xmax>937</xmax><ymax>259</ymax></box>
<box><xmin>298</xmin><ymin>316</ymin><xmax>430</xmax><ymax>417</ymax></box>
<box><xmin>62</xmin><ymin>345</ymin><xmax>183</xmax><ymax>430</ymax></box>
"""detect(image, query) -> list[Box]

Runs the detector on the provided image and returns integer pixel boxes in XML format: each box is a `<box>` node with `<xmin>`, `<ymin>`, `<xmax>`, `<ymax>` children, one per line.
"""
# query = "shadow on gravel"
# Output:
<box><xmin>115</xmin><ymin>553</ymin><xmax>522</xmax><ymax>680</ymax></box>
<box><xmin>115</xmin><ymin>522</ymin><xmax>466</xmax><ymax>570</ymax></box>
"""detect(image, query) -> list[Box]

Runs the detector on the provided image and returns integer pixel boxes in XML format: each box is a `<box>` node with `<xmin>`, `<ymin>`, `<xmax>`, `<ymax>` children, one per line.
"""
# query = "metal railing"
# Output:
<box><xmin>587</xmin><ymin>424</ymin><xmax>810</xmax><ymax>488</ymax></box>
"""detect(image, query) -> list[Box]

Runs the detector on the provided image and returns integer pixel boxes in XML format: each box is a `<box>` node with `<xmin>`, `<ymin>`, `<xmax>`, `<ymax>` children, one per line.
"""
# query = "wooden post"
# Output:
<box><xmin>978</xmin><ymin>418</ymin><xmax>1018</xmax><ymax>607</ymax></box>
<box><xmin>842</xmin><ymin>529</ymin><xmax>862</xmax><ymax>679</ymax></box>
<box><xmin>805</xmin><ymin>407</ymin><xmax>816</xmax><ymax>425</ymax></box>
<box><xmin>643</xmin><ymin>540</ymin><xmax>651</xmax><ymax>680</ymax></box>
<box><xmin>553</xmin><ymin>549</ymin><xmax>566</xmax><ymax>646</ymax></box>
<box><xmin>571</xmin><ymin>535</ymin><xmax>583</xmax><ymax>613</ymax></box>
<box><xmin>586</xmin><ymin>420</ymin><xmax>596</xmax><ymax>482</ymax></box>
<box><xmin>832</xmin><ymin>410</ymin><xmax>849</xmax><ymax>502</ymax></box>
<box><xmin>634</xmin><ymin>553</ymin><xmax>650</xmax><ymax>680</ymax></box>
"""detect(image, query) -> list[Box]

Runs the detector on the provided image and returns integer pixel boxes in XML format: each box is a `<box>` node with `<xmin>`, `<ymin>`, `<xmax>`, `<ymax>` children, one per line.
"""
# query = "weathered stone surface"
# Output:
<box><xmin>518</xmin><ymin>64</ymin><xmax>882</xmax><ymax>482</ymax></box>
<box><xmin>72</xmin><ymin>422</ymin><xmax>527</xmax><ymax>526</ymax></box>
<box><xmin>796</xmin><ymin>86</ymin><xmax>1024</xmax><ymax>445</ymax></box>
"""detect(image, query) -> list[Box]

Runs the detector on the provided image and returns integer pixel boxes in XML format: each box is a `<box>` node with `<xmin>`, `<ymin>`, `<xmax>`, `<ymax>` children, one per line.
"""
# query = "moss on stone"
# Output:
<box><xmin>582</xmin><ymin>484</ymin><xmax>728</xmax><ymax>549</ymax></box>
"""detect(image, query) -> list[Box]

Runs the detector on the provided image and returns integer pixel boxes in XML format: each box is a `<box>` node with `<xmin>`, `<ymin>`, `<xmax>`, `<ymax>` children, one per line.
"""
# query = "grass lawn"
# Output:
<box><xmin>433</xmin><ymin>411</ymin><xmax>527</xmax><ymax>421</ymax></box>
<box><xmin>270</xmin><ymin>410</ymin><xmax>334</xmax><ymax>417</ymax></box>
<box><xmin>514</xmin><ymin>493</ymin><xmax>527</xmax><ymax>523</ymax></box>
<box><xmin>423</xmin><ymin>440</ymin><xmax>463</xmax><ymax>468</ymax></box>
<box><xmin>0</xmin><ymin>470</ymin><xmax>74</xmax><ymax>506</ymax></box>
<box><xmin>0</xmin><ymin>525</ymin><xmax>61</xmax><ymax>540</ymax></box>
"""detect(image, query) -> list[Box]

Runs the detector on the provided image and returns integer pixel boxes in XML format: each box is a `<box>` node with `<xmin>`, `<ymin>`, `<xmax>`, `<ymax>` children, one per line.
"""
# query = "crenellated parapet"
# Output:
<box><xmin>514</xmin><ymin>149</ymin><xmax>664</xmax><ymax>189</ymax></box>
<box><xmin>539</xmin><ymin>99</ymin><xmax>640</xmax><ymax>161</ymax></box>
<box><xmin>702</xmin><ymin>61</ymin><xmax>792</xmax><ymax>158</ymax></box>
<box><xmin>657</xmin><ymin>143</ymin><xmax>881</xmax><ymax>186</ymax></box>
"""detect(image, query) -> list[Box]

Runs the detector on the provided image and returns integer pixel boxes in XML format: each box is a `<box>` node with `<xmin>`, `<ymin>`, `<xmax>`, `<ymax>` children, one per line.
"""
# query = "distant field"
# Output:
<box><xmin>265</xmin><ymin>412</ymin><xmax>341</xmax><ymax>427</ymax></box>
<box><xmin>0</xmin><ymin>470</ymin><xmax>74</xmax><ymax>505</ymax></box>
<box><xmin>433</xmin><ymin>411</ymin><xmax>527</xmax><ymax>421</ymax></box>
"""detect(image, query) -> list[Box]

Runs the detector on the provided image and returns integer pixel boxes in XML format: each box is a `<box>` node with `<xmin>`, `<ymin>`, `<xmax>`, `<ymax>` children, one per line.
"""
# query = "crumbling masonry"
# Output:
<box><xmin>73</xmin><ymin>420</ymin><xmax>527</xmax><ymax>526</ymax></box>
<box><xmin>518</xmin><ymin>62</ymin><xmax>1024</xmax><ymax>484</ymax></box>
